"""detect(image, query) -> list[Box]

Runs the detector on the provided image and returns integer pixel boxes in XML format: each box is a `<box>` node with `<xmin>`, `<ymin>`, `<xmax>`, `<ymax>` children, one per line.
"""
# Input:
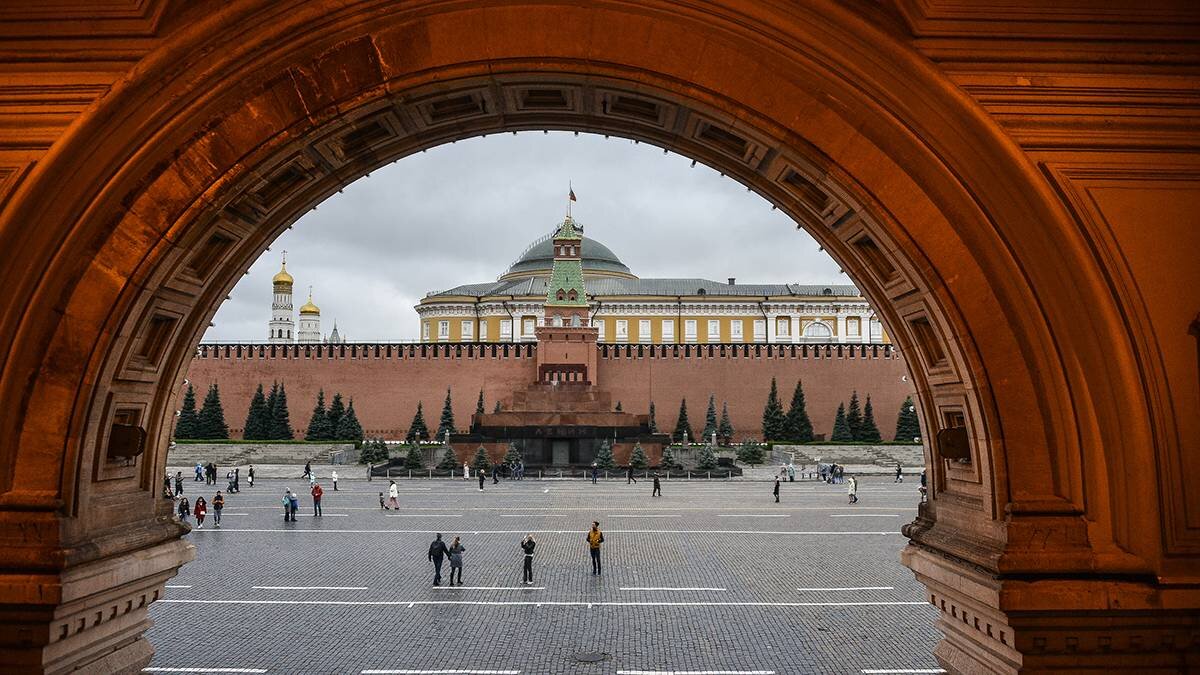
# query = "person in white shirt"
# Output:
<box><xmin>331</xmin><ymin>470</ymin><xmax>339</xmax><ymax>491</ymax></box>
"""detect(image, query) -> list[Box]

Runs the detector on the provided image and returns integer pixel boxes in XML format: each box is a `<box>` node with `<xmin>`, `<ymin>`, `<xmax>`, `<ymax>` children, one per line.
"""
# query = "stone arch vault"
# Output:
<box><xmin>0</xmin><ymin>2</ymin><xmax>1197</xmax><ymax>673</ymax></box>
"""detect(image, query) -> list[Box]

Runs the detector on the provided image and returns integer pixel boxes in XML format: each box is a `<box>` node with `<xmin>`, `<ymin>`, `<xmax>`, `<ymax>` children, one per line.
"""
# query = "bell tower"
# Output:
<box><xmin>536</xmin><ymin>216</ymin><xmax>597</xmax><ymax>383</ymax></box>
<box><xmin>268</xmin><ymin>253</ymin><xmax>294</xmax><ymax>343</ymax></box>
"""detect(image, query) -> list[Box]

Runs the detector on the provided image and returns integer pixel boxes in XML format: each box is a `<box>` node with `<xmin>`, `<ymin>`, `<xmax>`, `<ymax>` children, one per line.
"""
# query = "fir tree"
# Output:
<box><xmin>659</xmin><ymin>444</ymin><xmax>681</xmax><ymax>471</ymax></box>
<box><xmin>672</xmin><ymin>399</ymin><xmax>695</xmax><ymax>443</ymax></box>
<box><xmin>846</xmin><ymin>391</ymin><xmax>864</xmax><ymax>441</ymax></box>
<box><xmin>761</xmin><ymin>377</ymin><xmax>786</xmax><ymax>441</ymax></box>
<box><xmin>736</xmin><ymin>440</ymin><xmax>765</xmax><ymax>465</ymax></box>
<box><xmin>406</xmin><ymin>402</ymin><xmax>430</xmax><ymax>443</ymax></box>
<box><xmin>436</xmin><ymin>445</ymin><xmax>459</xmax><ymax>472</ymax></box>
<box><xmin>271</xmin><ymin>383</ymin><xmax>294</xmax><ymax>440</ymax></box>
<box><xmin>197</xmin><ymin>384</ymin><xmax>230</xmax><ymax>439</ymax></box>
<box><xmin>629</xmin><ymin>443</ymin><xmax>649</xmax><ymax>470</ymax></box>
<box><xmin>335</xmin><ymin>400</ymin><xmax>364</xmax><ymax>441</ymax></box>
<box><xmin>471</xmin><ymin>445</ymin><xmax>491</xmax><ymax>472</ymax></box>
<box><xmin>860</xmin><ymin>395</ymin><xmax>882</xmax><ymax>443</ymax></box>
<box><xmin>326</xmin><ymin>393</ymin><xmax>346</xmax><ymax>437</ymax></box>
<box><xmin>436</xmin><ymin>388</ymin><xmax>456</xmax><ymax>439</ymax></box>
<box><xmin>696</xmin><ymin>443</ymin><xmax>719</xmax><ymax>471</ymax></box>
<box><xmin>503</xmin><ymin>442</ymin><xmax>523</xmax><ymax>467</ymax></box>
<box><xmin>831</xmin><ymin>402</ymin><xmax>852</xmax><ymax>442</ymax></box>
<box><xmin>783</xmin><ymin>379</ymin><xmax>814</xmax><ymax>442</ymax></box>
<box><xmin>175</xmin><ymin>383</ymin><xmax>198</xmax><ymax>439</ymax></box>
<box><xmin>615</xmin><ymin>400</ymin><xmax>622</xmax><ymax>412</ymax></box>
<box><xmin>702</xmin><ymin>394</ymin><xmax>718</xmax><ymax>442</ymax></box>
<box><xmin>718</xmin><ymin>402</ymin><xmax>735</xmax><ymax>445</ymax></box>
<box><xmin>594</xmin><ymin>439</ymin><xmax>616</xmax><ymax>470</ymax></box>
<box><xmin>404</xmin><ymin>443</ymin><xmax>424</xmax><ymax>470</ymax></box>
<box><xmin>304</xmin><ymin>389</ymin><xmax>333</xmax><ymax>441</ymax></box>
<box><xmin>264</xmin><ymin>382</ymin><xmax>279</xmax><ymax>436</ymax></box>
<box><xmin>242</xmin><ymin>383</ymin><xmax>269</xmax><ymax>440</ymax></box>
<box><xmin>493</xmin><ymin>401</ymin><xmax>502</xmax><ymax>413</ymax></box>
<box><xmin>647</xmin><ymin>401</ymin><xmax>658</xmax><ymax>433</ymax></box>
<box><xmin>476</xmin><ymin>389</ymin><xmax>486</xmax><ymax>416</ymax></box>
<box><xmin>894</xmin><ymin>396</ymin><xmax>922</xmax><ymax>442</ymax></box>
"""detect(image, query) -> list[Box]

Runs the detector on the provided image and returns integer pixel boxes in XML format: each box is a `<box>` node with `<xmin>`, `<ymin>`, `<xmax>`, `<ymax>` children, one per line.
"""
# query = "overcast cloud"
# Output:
<box><xmin>205</xmin><ymin>131</ymin><xmax>845</xmax><ymax>342</ymax></box>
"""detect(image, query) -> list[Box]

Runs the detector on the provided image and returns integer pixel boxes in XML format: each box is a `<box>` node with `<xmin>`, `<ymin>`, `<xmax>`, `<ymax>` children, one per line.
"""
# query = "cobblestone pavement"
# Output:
<box><xmin>146</xmin><ymin>476</ymin><xmax>942</xmax><ymax>675</ymax></box>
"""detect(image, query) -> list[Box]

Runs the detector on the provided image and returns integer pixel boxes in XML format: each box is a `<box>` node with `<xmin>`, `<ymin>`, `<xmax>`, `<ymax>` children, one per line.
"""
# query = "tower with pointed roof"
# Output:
<box><xmin>269</xmin><ymin>255</ymin><xmax>295</xmax><ymax>344</ymax></box>
<box><xmin>543</xmin><ymin>216</ymin><xmax>589</xmax><ymax>328</ymax></box>
<box><xmin>297</xmin><ymin>287</ymin><xmax>322</xmax><ymax>343</ymax></box>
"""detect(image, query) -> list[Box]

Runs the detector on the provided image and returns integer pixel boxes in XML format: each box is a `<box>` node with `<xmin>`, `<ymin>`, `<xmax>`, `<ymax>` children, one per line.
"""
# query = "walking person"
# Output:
<box><xmin>288</xmin><ymin>489</ymin><xmax>300</xmax><ymax>521</ymax></box>
<box><xmin>787</xmin><ymin>462</ymin><xmax>796</xmax><ymax>482</ymax></box>
<box><xmin>386</xmin><ymin>480</ymin><xmax>399</xmax><ymax>510</ymax></box>
<box><xmin>211</xmin><ymin>462</ymin><xmax>219</xmax><ymax>485</ymax></box>
<box><xmin>448</xmin><ymin>536</ymin><xmax>466</xmax><ymax>586</ymax></box>
<box><xmin>521</xmin><ymin>534</ymin><xmax>536</xmax><ymax>584</ymax></box>
<box><xmin>493</xmin><ymin>468</ymin><xmax>499</xmax><ymax>485</ymax></box>
<box><xmin>378</xmin><ymin>492</ymin><xmax>385</xmax><ymax>509</ymax></box>
<box><xmin>233</xmin><ymin>468</ymin><xmax>240</xmax><ymax>493</ymax></box>
<box><xmin>591</xmin><ymin>463</ymin><xmax>598</xmax><ymax>485</ymax></box>
<box><xmin>626</xmin><ymin>465</ymin><xmax>637</xmax><ymax>484</ymax></box>
<box><xmin>428</xmin><ymin>533</ymin><xmax>449</xmax><ymax>586</ymax></box>
<box><xmin>463</xmin><ymin>462</ymin><xmax>470</xmax><ymax>481</ymax></box>
<box><xmin>174</xmin><ymin>471</ymin><xmax>184</xmax><ymax>496</ymax></box>
<box><xmin>847</xmin><ymin>475</ymin><xmax>859</xmax><ymax>504</ymax></box>
<box><xmin>773</xmin><ymin>476</ymin><xmax>781</xmax><ymax>503</ymax></box>
<box><xmin>177</xmin><ymin>496</ymin><xmax>190</xmax><ymax>523</ymax></box>
<box><xmin>367</xmin><ymin>462</ymin><xmax>373</xmax><ymax>482</ymax></box>
<box><xmin>652</xmin><ymin>474</ymin><xmax>661</xmax><ymax>497</ymax></box>
<box><xmin>194</xmin><ymin>462</ymin><xmax>203</xmax><ymax>482</ymax></box>
<box><xmin>212</xmin><ymin>490</ymin><xmax>224</xmax><ymax>528</ymax></box>
<box><xmin>894</xmin><ymin>463</ymin><xmax>903</xmax><ymax>483</ymax></box>
<box><xmin>247</xmin><ymin>464</ymin><xmax>254</xmax><ymax>487</ymax></box>
<box><xmin>478</xmin><ymin>469</ymin><xmax>486</xmax><ymax>491</ymax></box>
<box><xmin>586</xmin><ymin>521</ymin><xmax>604</xmax><ymax>575</ymax></box>
<box><xmin>331</xmin><ymin>470</ymin><xmax>339</xmax><ymax>491</ymax></box>
<box><xmin>311</xmin><ymin>481</ymin><xmax>324</xmax><ymax>516</ymax></box>
<box><xmin>193</xmin><ymin>496</ymin><xmax>207</xmax><ymax>529</ymax></box>
<box><xmin>303</xmin><ymin>461</ymin><xmax>311</xmax><ymax>479</ymax></box>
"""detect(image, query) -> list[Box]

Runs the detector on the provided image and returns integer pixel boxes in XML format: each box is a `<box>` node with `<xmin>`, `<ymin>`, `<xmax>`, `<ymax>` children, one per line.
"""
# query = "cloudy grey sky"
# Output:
<box><xmin>205</xmin><ymin>132</ymin><xmax>845</xmax><ymax>342</ymax></box>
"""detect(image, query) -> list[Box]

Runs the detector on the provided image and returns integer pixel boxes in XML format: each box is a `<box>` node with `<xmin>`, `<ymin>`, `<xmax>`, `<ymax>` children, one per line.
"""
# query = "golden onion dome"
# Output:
<box><xmin>299</xmin><ymin>294</ymin><xmax>320</xmax><ymax>315</ymax></box>
<box><xmin>272</xmin><ymin>261</ymin><xmax>294</xmax><ymax>285</ymax></box>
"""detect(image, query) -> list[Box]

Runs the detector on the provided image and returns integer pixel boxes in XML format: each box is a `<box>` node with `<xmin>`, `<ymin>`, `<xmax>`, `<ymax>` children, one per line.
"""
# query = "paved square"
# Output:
<box><xmin>146</xmin><ymin>476</ymin><xmax>942</xmax><ymax>674</ymax></box>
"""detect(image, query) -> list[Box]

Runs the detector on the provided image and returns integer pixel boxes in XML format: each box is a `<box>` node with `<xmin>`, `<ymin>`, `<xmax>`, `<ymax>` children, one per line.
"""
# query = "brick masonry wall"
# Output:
<box><xmin>184</xmin><ymin>343</ymin><xmax>913</xmax><ymax>442</ymax></box>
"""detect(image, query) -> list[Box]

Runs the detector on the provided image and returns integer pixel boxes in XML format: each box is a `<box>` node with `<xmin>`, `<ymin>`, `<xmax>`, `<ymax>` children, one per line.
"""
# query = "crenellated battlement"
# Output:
<box><xmin>597</xmin><ymin>342</ymin><xmax>900</xmax><ymax>360</ymax></box>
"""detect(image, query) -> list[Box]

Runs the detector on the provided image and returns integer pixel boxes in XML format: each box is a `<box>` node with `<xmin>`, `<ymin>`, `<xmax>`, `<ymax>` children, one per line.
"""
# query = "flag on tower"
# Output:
<box><xmin>569</xmin><ymin>186</ymin><xmax>576</xmax><ymax>202</ymax></box>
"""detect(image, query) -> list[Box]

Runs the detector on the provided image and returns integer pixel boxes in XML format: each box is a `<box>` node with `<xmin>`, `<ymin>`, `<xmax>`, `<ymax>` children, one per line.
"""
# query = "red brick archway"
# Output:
<box><xmin>0</xmin><ymin>2</ymin><xmax>1196</xmax><ymax>673</ymax></box>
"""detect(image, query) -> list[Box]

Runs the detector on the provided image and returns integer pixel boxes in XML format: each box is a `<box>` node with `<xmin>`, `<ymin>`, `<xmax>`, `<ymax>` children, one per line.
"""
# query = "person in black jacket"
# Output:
<box><xmin>521</xmin><ymin>534</ymin><xmax>536</xmax><ymax>584</ymax></box>
<box><xmin>773</xmin><ymin>476</ymin><xmax>781</xmax><ymax>503</ymax></box>
<box><xmin>428</xmin><ymin>533</ymin><xmax>450</xmax><ymax>586</ymax></box>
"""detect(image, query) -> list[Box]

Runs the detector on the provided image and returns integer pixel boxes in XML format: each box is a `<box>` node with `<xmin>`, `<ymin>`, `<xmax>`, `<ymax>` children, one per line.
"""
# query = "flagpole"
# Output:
<box><xmin>567</xmin><ymin>181</ymin><xmax>572</xmax><ymax>219</ymax></box>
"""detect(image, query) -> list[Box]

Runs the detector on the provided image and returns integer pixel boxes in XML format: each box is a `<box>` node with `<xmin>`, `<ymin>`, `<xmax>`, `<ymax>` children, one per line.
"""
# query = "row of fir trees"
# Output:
<box><xmin>174</xmin><ymin>383</ymin><xmax>232</xmax><ymax>440</ymax></box>
<box><xmin>303</xmin><ymin>389</ymin><xmax>364</xmax><ymax>441</ymax></box>
<box><xmin>646</xmin><ymin>395</ymin><xmax>736</xmax><ymax>445</ymax></box>
<box><xmin>759</xmin><ymin>376</ymin><xmax>920</xmax><ymax>443</ymax></box>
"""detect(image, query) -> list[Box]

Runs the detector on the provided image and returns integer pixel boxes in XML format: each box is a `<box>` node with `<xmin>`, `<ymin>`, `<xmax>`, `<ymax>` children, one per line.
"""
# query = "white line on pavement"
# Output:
<box><xmin>430</xmin><ymin>586</ymin><xmax>544</xmax><ymax>591</ymax></box>
<box><xmin>861</xmin><ymin>670</ymin><xmax>946</xmax><ymax>674</ymax></box>
<box><xmin>608</xmin><ymin>514</ymin><xmax>682</xmax><ymax>518</ymax></box>
<box><xmin>717</xmin><ymin>514</ymin><xmax>789</xmax><ymax>518</ymax></box>
<box><xmin>251</xmin><ymin>586</ymin><xmax>368</xmax><ymax>590</ymax></box>
<box><xmin>830</xmin><ymin>514</ymin><xmax>900</xmax><ymax>517</ymax></box>
<box><xmin>796</xmin><ymin>586</ymin><xmax>895</xmax><ymax>591</ymax></box>
<box><xmin>164</xmin><ymin>585</ymin><xmax>191</xmax><ymax>589</ymax></box>
<box><xmin>161</xmin><ymin>599</ymin><xmax>927</xmax><ymax>608</ymax></box>
<box><xmin>620</xmin><ymin>587</ymin><xmax>726</xmax><ymax>592</ymax></box>
<box><xmin>362</xmin><ymin>670</ymin><xmax>520</xmax><ymax>674</ymax></box>
<box><xmin>293</xmin><ymin>513</ymin><xmax>349</xmax><ymax>517</ymax></box>
<box><xmin>143</xmin><ymin>669</ymin><xmax>267</xmax><ymax>673</ymax></box>
<box><xmin>187</xmin><ymin>529</ymin><xmax>898</xmax><ymax>535</ymax></box>
<box><xmin>386</xmin><ymin>514</ymin><xmax>464</xmax><ymax>517</ymax></box>
<box><xmin>142</xmin><ymin>662</ymin><xmax>267</xmax><ymax>667</ymax></box>
<box><xmin>618</xmin><ymin>671</ymin><xmax>775</xmax><ymax>675</ymax></box>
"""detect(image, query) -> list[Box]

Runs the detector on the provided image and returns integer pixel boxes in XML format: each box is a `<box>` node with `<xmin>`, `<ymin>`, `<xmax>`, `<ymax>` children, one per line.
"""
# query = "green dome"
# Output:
<box><xmin>502</xmin><ymin>229</ymin><xmax>636</xmax><ymax>280</ymax></box>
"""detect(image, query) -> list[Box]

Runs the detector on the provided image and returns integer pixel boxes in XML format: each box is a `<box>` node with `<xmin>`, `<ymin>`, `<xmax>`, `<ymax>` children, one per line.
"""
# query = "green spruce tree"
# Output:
<box><xmin>831</xmin><ymin>402</ymin><xmax>852</xmax><ymax>442</ymax></box>
<box><xmin>860</xmin><ymin>395</ymin><xmax>882</xmax><ymax>443</ymax></box>
<box><xmin>696</xmin><ymin>443</ymin><xmax>719</xmax><ymax>471</ymax></box>
<box><xmin>405</xmin><ymin>442</ymin><xmax>425</xmax><ymax>470</ymax></box>
<box><xmin>436</xmin><ymin>388</ymin><xmax>456</xmax><ymax>440</ymax></box>
<box><xmin>736</xmin><ymin>440</ymin><xmax>765</xmax><ymax>465</ymax></box>
<box><xmin>476</xmin><ymin>389</ymin><xmax>486</xmax><ymax>416</ymax></box>
<box><xmin>471</xmin><ymin>445</ymin><xmax>491</xmax><ymax>473</ymax></box>
<box><xmin>175</xmin><ymin>383</ymin><xmax>198</xmax><ymax>439</ymax></box>
<box><xmin>894</xmin><ymin>396</ymin><xmax>921</xmax><ymax>442</ymax></box>
<box><xmin>659</xmin><ymin>444</ymin><xmax>681</xmax><ymax>471</ymax></box>
<box><xmin>783</xmin><ymin>379</ymin><xmax>814</xmax><ymax>442</ymax></box>
<box><xmin>647</xmin><ymin>401</ymin><xmax>658</xmax><ymax>433</ymax></box>
<box><xmin>326</xmin><ymin>393</ymin><xmax>346</xmax><ymax>436</ymax></box>
<box><xmin>242</xmin><ymin>383</ymin><xmax>269</xmax><ymax>440</ymax></box>
<box><xmin>761</xmin><ymin>377</ymin><xmax>786</xmax><ymax>441</ymax></box>
<box><xmin>406</xmin><ymin>402</ymin><xmax>430</xmax><ymax>443</ymax></box>
<box><xmin>846</xmin><ymin>391</ymin><xmax>864</xmax><ymax>441</ymax></box>
<box><xmin>594</xmin><ymin>439</ymin><xmax>616</xmax><ymax>470</ymax></box>
<box><xmin>702</xmin><ymin>394</ymin><xmax>718</xmax><ymax>442</ymax></box>
<box><xmin>718</xmin><ymin>402</ymin><xmax>735</xmax><ymax>445</ymax></box>
<box><xmin>493</xmin><ymin>401</ymin><xmax>502</xmax><ymax>413</ymax></box>
<box><xmin>503</xmin><ymin>442</ymin><xmax>522</xmax><ymax>467</ymax></box>
<box><xmin>304</xmin><ymin>389</ymin><xmax>333</xmax><ymax>441</ymax></box>
<box><xmin>197</xmin><ymin>384</ymin><xmax>230</xmax><ymax>439</ymax></box>
<box><xmin>436</xmin><ymin>445</ymin><xmax>459</xmax><ymax>472</ymax></box>
<box><xmin>335</xmin><ymin>400</ymin><xmax>364</xmax><ymax>441</ymax></box>
<box><xmin>270</xmin><ymin>382</ymin><xmax>293</xmax><ymax>440</ymax></box>
<box><xmin>264</xmin><ymin>382</ymin><xmax>279</xmax><ymax>437</ymax></box>
<box><xmin>629</xmin><ymin>443</ymin><xmax>649</xmax><ymax>470</ymax></box>
<box><xmin>673</xmin><ymin>399</ymin><xmax>695</xmax><ymax>443</ymax></box>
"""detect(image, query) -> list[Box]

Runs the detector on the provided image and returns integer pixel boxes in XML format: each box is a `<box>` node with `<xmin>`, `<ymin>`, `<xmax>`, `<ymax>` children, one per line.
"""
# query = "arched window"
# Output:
<box><xmin>697</xmin><ymin>288</ymin><xmax>707</xmax><ymax>296</ymax></box>
<box><xmin>803</xmin><ymin>322</ymin><xmax>833</xmax><ymax>340</ymax></box>
<box><xmin>822</xmin><ymin>287</ymin><xmax>833</xmax><ymax>296</ymax></box>
<box><xmin>556</xmin><ymin>289</ymin><xmax>565</xmax><ymax>301</ymax></box>
<box><xmin>571</xmin><ymin>314</ymin><xmax>581</xmax><ymax>327</ymax></box>
<box><xmin>567</xmin><ymin>290</ymin><xmax>577</xmax><ymax>301</ymax></box>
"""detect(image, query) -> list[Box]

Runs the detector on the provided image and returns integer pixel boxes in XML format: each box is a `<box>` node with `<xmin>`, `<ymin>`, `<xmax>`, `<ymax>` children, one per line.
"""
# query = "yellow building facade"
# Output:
<box><xmin>416</xmin><ymin>227</ymin><xmax>889</xmax><ymax>345</ymax></box>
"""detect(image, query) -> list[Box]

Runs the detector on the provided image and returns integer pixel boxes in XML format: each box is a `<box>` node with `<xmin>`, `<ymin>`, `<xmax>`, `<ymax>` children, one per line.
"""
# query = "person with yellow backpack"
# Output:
<box><xmin>586</xmin><ymin>521</ymin><xmax>605</xmax><ymax>576</ymax></box>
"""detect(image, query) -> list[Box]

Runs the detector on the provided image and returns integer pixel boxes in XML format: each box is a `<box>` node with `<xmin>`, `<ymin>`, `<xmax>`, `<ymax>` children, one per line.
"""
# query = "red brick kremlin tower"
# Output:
<box><xmin>451</xmin><ymin>217</ymin><xmax>668</xmax><ymax>466</ymax></box>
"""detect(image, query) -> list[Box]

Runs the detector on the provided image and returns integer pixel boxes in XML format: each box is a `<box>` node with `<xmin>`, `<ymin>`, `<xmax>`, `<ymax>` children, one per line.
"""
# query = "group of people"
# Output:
<box><xmin>424</xmin><ymin>522</ymin><xmax>606</xmax><ymax>586</ymax></box>
<box><xmin>819</xmin><ymin>463</ymin><xmax>845</xmax><ymax>484</ymax></box>
<box><xmin>282</xmin><ymin>482</ymin><xmax>327</xmax><ymax>520</ymax></box>
<box><xmin>176</xmin><ymin>490</ymin><xmax>227</xmax><ymax>528</ymax></box>
<box><xmin>777</xmin><ymin>462</ymin><xmax>799</xmax><ymax>482</ymax></box>
<box><xmin>303</xmin><ymin>461</ymin><xmax>338</xmax><ymax>490</ymax></box>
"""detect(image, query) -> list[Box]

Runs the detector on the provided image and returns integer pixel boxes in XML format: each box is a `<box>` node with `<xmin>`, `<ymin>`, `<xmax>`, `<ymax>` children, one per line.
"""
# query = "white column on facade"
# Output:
<box><xmin>836</xmin><ymin>312</ymin><xmax>848</xmax><ymax>344</ymax></box>
<box><xmin>791</xmin><ymin>315</ymin><xmax>802</xmax><ymax>344</ymax></box>
<box><xmin>765</xmin><ymin>312</ymin><xmax>776</xmax><ymax>343</ymax></box>
<box><xmin>860</xmin><ymin>313</ymin><xmax>872</xmax><ymax>343</ymax></box>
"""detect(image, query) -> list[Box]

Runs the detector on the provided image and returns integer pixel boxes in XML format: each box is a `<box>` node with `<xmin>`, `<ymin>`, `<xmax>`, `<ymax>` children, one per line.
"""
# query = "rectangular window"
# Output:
<box><xmin>684</xmin><ymin>319</ymin><xmax>697</xmax><ymax>342</ymax></box>
<box><xmin>595</xmin><ymin>319</ymin><xmax>606</xmax><ymax>342</ymax></box>
<box><xmin>500</xmin><ymin>319</ymin><xmax>512</xmax><ymax>340</ymax></box>
<box><xmin>639</xmin><ymin>319</ymin><xmax>651</xmax><ymax>342</ymax></box>
<box><xmin>422</xmin><ymin>321</ymin><xmax>431</xmax><ymax>341</ymax></box>
<box><xmin>461</xmin><ymin>320</ymin><xmax>474</xmax><ymax>340</ymax></box>
<box><xmin>479</xmin><ymin>320</ymin><xmax>488</xmax><ymax>341</ymax></box>
<box><xmin>522</xmin><ymin>318</ymin><xmax>536</xmax><ymax>341</ymax></box>
<box><xmin>753</xmin><ymin>319</ymin><xmax>766</xmax><ymax>341</ymax></box>
<box><xmin>777</xmin><ymin>317</ymin><xmax>790</xmax><ymax>337</ymax></box>
<box><xmin>438</xmin><ymin>320</ymin><xmax>450</xmax><ymax>340</ymax></box>
<box><xmin>848</xmin><ymin>317</ymin><xmax>861</xmax><ymax>337</ymax></box>
<box><xmin>871</xmin><ymin>318</ymin><xmax>883</xmax><ymax>339</ymax></box>
<box><xmin>707</xmin><ymin>319</ymin><xmax>720</xmax><ymax>341</ymax></box>
<box><xmin>616</xmin><ymin>319</ymin><xmax>629</xmax><ymax>342</ymax></box>
<box><xmin>661</xmin><ymin>320</ymin><xmax>674</xmax><ymax>342</ymax></box>
<box><xmin>731</xmin><ymin>319</ymin><xmax>744</xmax><ymax>340</ymax></box>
